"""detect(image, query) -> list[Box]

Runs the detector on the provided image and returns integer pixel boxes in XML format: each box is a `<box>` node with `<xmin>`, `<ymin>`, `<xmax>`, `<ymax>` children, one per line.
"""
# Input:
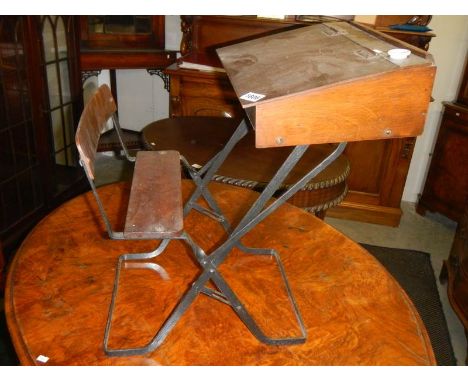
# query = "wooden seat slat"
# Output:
<box><xmin>124</xmin><ymin>150</ymin><xmax>183</xmax><ymax>239</ymax></box>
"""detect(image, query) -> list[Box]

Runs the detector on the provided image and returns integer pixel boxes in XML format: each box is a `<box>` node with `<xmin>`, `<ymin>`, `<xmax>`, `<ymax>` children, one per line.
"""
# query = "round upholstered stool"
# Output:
<box><xmin>142</xmin><ymin>117</ymin><xmax>349</xmax><ymax>218</ymax></box>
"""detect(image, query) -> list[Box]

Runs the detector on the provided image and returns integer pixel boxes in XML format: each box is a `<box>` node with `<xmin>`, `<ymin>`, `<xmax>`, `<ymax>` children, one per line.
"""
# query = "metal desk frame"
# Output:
<box><xmin>104</xmin><ymin>117</ymin><xmax>346</xmax><ymax>356</ymax></box>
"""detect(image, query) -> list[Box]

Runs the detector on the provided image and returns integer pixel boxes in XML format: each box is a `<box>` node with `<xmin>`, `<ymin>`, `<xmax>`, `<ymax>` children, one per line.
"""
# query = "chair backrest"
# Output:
<box><xmin>75</xmin><ymin>84</ymin><xmax>117</xmax><ymax>180</ymax></box>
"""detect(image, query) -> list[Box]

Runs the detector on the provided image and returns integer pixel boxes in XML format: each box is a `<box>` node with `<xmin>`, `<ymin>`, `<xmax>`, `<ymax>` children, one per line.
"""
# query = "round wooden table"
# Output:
<box><xmin>142</xmin><ymin>117</ymin><xmax>350</xmax><ymax>217</ymax></box>
<box><xmin>5</xmin><ymin>181</ymin><xmax>435</xmax><ymax>365</ymax></box>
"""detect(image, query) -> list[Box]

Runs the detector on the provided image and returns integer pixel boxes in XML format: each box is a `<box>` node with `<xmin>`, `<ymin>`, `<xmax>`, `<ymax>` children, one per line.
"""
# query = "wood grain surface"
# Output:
<box><xmin>253</xmin><ymin>65</ymin><xmax>435</xmax><ymax>147</ymax></box>
<box><xmin>216</xmin><ymin>21</ymin><xmax>435</xmax><ymax>147</ymax></box>
<box><xmin>123</xmin><ymin>150</ymin><xmax>183</xmax><ymax>239</ymax></box>
<box><xmin>5</xmin><ymin>181</ymin><xmax>435</xmax><ymax>365</ymax></box>
<box><xmin>217</xmin><ymin>22</ymin><xmax>433</xmax><ymax>108</ymax></box>
<box><xmin>75</xmin><ymin>84</ymin><xmax>116</xmax><ymax>179</ymax></box>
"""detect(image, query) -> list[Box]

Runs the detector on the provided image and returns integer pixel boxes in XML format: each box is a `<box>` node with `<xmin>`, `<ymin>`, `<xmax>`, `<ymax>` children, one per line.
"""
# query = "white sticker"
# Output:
<box><xmin>240</xmin><ymin>92</ymin><xmax>266</xmax><ymax>103</ymax></box>
<box><xmin>36</xmin><ymin>354</ymin><xmax>49</xmax><ymax>363</ymax></box>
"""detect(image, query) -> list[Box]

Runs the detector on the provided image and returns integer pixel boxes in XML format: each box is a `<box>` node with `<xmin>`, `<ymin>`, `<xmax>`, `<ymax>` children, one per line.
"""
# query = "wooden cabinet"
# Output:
<box><xmin>418</xmin><ymin>56</ymin><xmax>468</xmax><ymax>223</ymax></box>
<box><xmin>167</xmin><ymin>16</ymin><xmax>435</xmax><ymax>226</ymax></box>
<box><xmin>78</xmin><ymin>16</ymin><xmax>176</xmax><ymax>135</ymax></box>
<box><xmin>0</xmin><ymin>16</ymin><xmax>87</xmax><ymax>255</ymax></box>
<box><xmin>167</xmin><ymin>66</ymin><xmax>243</xmax><ymax>118</ymax></box>
<box><xmin>417</xmin><ymin>103</ymin><xmax>468</xmax><ymax>221</ymax></box>
<box><xmin>79</xmin><ymin>16</ymin><xmax>176</xmax><ymax>70</ymax></box>
<box><xmin>428</xmin><ymin>57</ymin><xmax>468</xmax><ymax>365</ymax></box>
<box><xmin>441</xmin><ymin>202</ymin><xmax>468</xmax><ymax>364</ymax></box>
<box><xmin>457</xmin><ymin>57</ymin><xmax>468</xmax><ymax>106</ymax></box>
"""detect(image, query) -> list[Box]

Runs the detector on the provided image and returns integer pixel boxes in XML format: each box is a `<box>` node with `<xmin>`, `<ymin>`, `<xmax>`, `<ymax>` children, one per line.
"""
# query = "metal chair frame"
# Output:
<box><xmin>105</xmin><ymin>118</ymin><xmax>346</xmax><ymax>356</ymax></box>
<box><xmin>75</xmin><ymin>85</ymin><xmax>206</xmax><ymax>356</ymax></box>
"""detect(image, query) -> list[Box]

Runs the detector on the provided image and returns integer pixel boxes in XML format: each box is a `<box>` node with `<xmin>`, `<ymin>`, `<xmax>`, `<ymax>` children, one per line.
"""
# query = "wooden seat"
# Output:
<box><xmin>124</xmin><ymin>150</ymin><xmax>183</xmax><ymax>239</ymax></box>
<box><xmin>75</xmin><ymin>84</ymin><xmax>184</xmax><ymax>240</ymax></box>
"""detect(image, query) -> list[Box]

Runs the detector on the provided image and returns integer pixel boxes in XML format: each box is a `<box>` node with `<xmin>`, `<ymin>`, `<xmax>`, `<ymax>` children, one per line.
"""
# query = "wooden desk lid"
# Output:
<box><xmin>217</xmin><ymin>21</ymin><xmax>436</xmax><ymax>147</ymax></box>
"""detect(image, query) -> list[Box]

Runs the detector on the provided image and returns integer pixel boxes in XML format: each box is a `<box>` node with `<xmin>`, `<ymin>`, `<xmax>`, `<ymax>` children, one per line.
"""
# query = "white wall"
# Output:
<box><xmin>114</xmin><ymin>15</ymin><xmax>183</xmax><ymax>131</ymax></box>
<box><xmin>402</xmin><ymin>15</ymin><xmax>468</xmax><ymax>202</ymax></box>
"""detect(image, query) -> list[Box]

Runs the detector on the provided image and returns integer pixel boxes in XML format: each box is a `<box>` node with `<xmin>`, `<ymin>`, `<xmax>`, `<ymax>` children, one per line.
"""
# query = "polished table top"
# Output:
<box><xmin>141</xmin><ymin>117</ymin><xmax>350</xmax><ymax>189</ymax></box>
<box><xmin>5</xmin><ymin>181</ymin><xmax>435</xmax><ymax>365</ymax></box>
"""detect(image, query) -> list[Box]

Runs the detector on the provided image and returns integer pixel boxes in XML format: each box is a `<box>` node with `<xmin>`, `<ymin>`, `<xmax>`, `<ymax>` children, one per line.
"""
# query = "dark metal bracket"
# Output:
<box><xmin>81</xmin><ymin>70</ymin><xmax>102</xmax><ymax>83</ymax></box>
<box><xmin>147</xmin><ymin>69</ymin><xmax>170</xmax><ymax>92</ymax></box>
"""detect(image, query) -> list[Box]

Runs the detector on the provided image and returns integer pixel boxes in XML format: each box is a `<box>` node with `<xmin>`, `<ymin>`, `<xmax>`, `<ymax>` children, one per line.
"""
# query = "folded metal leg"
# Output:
<box><xmin>208</xmin><ymin>255</ymin><xmax>307</xmax><ymax>345</ymax></box>
<box><xmin>192</xmin><ymin>142</ymin><xmax>348</xmax><ymax>345</ymax></box>
<box><xmin>177</xmin><ymin>123</ymin><xmax>347</xmax><ymax>347</ymax></box>
<box><xmin>103</xmin><ymin>233</ymin><xmax>206</xmax><ymax>357</ymax></box>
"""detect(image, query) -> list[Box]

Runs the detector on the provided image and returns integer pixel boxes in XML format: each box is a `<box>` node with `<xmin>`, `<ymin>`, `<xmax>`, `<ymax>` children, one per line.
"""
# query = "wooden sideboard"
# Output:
<box><xmin>166</xmin><ymin>16</ymin><xmax>435</xmax><ymax>226</ymax></box>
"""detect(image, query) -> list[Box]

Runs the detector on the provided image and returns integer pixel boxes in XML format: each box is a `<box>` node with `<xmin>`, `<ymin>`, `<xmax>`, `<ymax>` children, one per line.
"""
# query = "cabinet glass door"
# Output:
<box><xmin>0</xmin><ymin>16</ymin><xmax>44</xmax><ymax>237</ymax></box>
<box><xmin>40</xmin><ymin>15</ymin><xmax>82</xmax><ymax>195</ymax></box>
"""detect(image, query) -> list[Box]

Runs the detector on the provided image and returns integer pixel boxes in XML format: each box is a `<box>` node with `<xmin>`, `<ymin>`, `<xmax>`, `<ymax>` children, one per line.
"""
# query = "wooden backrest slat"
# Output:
<box><xmin>75</xmin><ymin>85</ymin><xmax>117</xmax><ymax>179</ymax></box>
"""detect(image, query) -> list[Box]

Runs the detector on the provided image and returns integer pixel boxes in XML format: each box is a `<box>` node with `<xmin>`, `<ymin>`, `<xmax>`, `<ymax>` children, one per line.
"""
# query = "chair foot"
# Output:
<box><xmin>121</xmin><ymin>239</ymin><xmax>170</xmax><ymax>262</ymax></box>
<box><xmin>236</xmin><ymin>242</ymin><xmax>276</xmax><ymax>256</ymax></box>
<box><xmin>209</xmin><ymin>265</ymin><xmax>307</xmax><ymax>346</ymax></box>
<box><xmin>103</xmin><ymin>234</ymin><xmax>206</xmax><ymax>357</ymax></box>
<box><xmin>200</xmin><ymin>242</ymin><xmax>307</xmax><ymax>345</ymax></box>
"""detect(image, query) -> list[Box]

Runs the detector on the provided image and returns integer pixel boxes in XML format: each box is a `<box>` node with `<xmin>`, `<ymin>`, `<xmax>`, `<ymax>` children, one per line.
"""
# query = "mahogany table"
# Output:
<box><xmin>5</xmin><ymin>181</ymin><xmax>435</xmax><ymax>365</ymax></box>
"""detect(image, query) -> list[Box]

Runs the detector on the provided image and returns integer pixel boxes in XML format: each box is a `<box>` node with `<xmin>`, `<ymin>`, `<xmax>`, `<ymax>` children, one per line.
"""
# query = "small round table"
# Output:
<box><xmin>5</xmin><ymin>181</ymin><xmax>435</xmax><ymax>365</ymax></box>
<box><xmin>142</xmin><ymin>117</ymin><xmax>350</xmax><ymax>217</ymax></box>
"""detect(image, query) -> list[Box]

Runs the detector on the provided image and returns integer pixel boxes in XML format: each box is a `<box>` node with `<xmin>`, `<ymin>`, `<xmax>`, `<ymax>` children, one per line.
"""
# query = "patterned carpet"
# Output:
<box><xmin>362</xmin><ymin>244</ymin><xmax>456</xmax><ymax>366</ymax></box>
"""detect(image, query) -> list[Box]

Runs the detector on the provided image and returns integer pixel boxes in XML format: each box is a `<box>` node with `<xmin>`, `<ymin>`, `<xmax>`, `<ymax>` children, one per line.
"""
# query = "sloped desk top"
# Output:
<box><xmin>5</xmin><ymin>181</ymin><xmax>435</xmax><ymax>365</ymax></box>
<box><xmin>217</xmin><ymin>21</ymin><xmax>436</xmax><ymax>147</ymax></box>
